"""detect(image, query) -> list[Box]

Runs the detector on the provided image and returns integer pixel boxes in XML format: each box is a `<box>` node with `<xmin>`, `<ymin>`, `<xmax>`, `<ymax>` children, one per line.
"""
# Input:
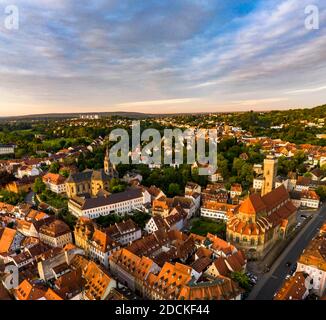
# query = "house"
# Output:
<box><xmin>144</xmin><ymin>262</ymin><xmax>242</xmax><ymax>300</ymax></box>
<box><xmin>253</xmin><ymin>176</ymin><xmax>264</xmax><ymax>191</ymax></box>
<box><xmin>274</xmin><ymin>272</ymin><xmax>313</xmax><ymax>300</ymax></box>
<box><xmin>185</xmin><ymin>182</ymin><xmax>201</xmax><ymax>194</ymax></box>
<box><xmin>152</xmin><ymin>196</ymin><xmax>196</xmax><ymax>219</ymax></box>
<box><xmin>200</xmin><ymin>201</ymin><xmax>237</xmax><ymax>221</ymax></box>
<box><xmin>6</xmin><ymin>176</ymin><xmax>36</xmax><ymax>194</ymax></box>
<box><xmin>106</xmin><ymin>219</ymin><xmax>142</xmax><ymax>246</ymax></box>
<box><xmin>74</xmin><ymin>218</ymin><xmax>120</xmax><ymax>268</ymax></box>
<box><xmin>230</xmin><ymin>184</ymin><xmax>242</xmax><ymax>198</ymax></box>
<box><xmin>14</xmin><ymin>279</ymin><xmax>63</xmax><ymax>300</ymax></box>
<box><xmin>300</xmin><ymin>190</ymin><xmax>320</xmax><ymax>209</ymax></box>
<box><xmin>109</xmin><ymin>248</ymin><xmax>160</xmax><ymax>295</ymax></box>
<box><xmin>205</xmin><ymin>250</ymin><xmax>246</xmax><ymax>278</ymax></box>
<box><xmin>16</xmin><ymin>166</ymin><xmax>41</xmax><ymax>179</ymax></box>
<box><xmin>42</xmin><ymin>173</ymin><xmax>67</xmax><ymax>194</ymax></box>
<box><xmin>296</xmin><ymin>234</ymin><xmax>326</xmax><ymax>297</ymax></box>
<box><xmin>0</xmin><ymin>227</ymin><xmax>24</xmax><ymax>254</ymax></box>
<box><xmin>310</xmin><ymin>168</ymin><xmax>324</xmax><ymax>181</ymax></box>
<box><xmin>145</xmin><ymin>208</ymin><xmax>187</xmax><ymax>234</ymax></box>
<box><xmin>82</xmin><ymin>261</ymin><xmax>116</xmax><ymax>300</ymax></box>
<box><xmin>39</xmin><ymin>220</ymin><xmax>73</xmax><ymax>248</ymax></box>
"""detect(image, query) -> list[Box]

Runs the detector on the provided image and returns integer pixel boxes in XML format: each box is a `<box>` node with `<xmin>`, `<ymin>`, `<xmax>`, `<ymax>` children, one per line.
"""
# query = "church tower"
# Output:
<box><xmin>104</xmin><ymin>146</ymin><xmax>116</xmax><ymax>177</ymax></box>
<box><xmin>262</xmin><ymin>154</ymin><xmax>278</xmax><ymax>196</ymax></box>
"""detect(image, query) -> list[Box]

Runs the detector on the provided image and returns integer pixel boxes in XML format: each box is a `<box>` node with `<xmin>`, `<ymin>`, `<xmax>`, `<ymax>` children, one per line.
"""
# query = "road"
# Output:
<box><xmin>247</xmin><ymin>204</ymin><xmax>326</xmax><ymax>300</ymax></box>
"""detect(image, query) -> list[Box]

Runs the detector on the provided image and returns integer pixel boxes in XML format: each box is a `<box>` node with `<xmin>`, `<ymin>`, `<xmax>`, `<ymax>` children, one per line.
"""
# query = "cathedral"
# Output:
<box><xmin>66</xmin><ymin>148</ymin><xmax>118</xmax><ymax>198</ymax></box>
<box><xmin>226</xmin><ymin>154</ymin><xmax>297</xmax><ymax>260</ymax></box>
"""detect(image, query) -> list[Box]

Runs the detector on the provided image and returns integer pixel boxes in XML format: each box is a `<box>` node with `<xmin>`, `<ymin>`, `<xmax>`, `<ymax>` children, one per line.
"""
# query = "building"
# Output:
<box><xmin>0</xmin><ymin>227</ymin><xmax>24</xmax><ymax>254</ymax></box>
<box><xmin>65</xmin><ymin>148</ymin><xmax>118</xmax><ymax>198</ymax></box>
<box><xmin>106</xmin><ymin>219</ymin><xmax>142</xmax><ymax>246</ymax></box>
<box><xmin>296</xmin><ymin>234</ymin><xmax>326</xmax><ymax>297</ymax></box>
<box><xmin>74</xmin><ymin>218</ymin><xmax>120</xmax><ymax>268</ymax></box>
<box><xmin>253</xmin><ymin>176</ymin><xmax>264</xmax><ymax>191</ymax></box>
<box><xmin>42</xmin><ymin>173</ymin><xmax>67</xmax><ymax>194</ymax></box>
<box><xmin>274</xmin><ymin>272</ymin><xmax>313</xmax><ymax>300</ymax></box>
<box><xmin>152</xmin><ymin>196</ymin><xmax>196</xmax><ymax>219</ymax></box>
<box><xmin>200</xmin><ymin>201</ymin><xmax>237</xmax><ymax>221</ymax></box>
<box><xmin>6</xmin><ymin>177</ymin><xmax>35</xmax><ymax>194</ymax></box>
<box><xmin>300</xmin><ymin>190</ymin><xmax>320</xmax><ymax>209</ymax></box>
<box><xmin>39</xmin><ymin>220</ymin><xmax>73</xmax><ymax>248</ymax></box>
<box><xmin>144</xmin><ymin>262</ymin><xmax>242</xmax><ymax>300</ymax></box>
<box><xmin>109</xmin><ymin>248</ymin><xmax>160</xmax><ymax>295</ymax></box>
<box><xmin>14</xmin><ymin>280</ymin><xmax>63</xmax><ymax>300</ymax></box>
<box><xmin>290</xmin><ymin>190</ymin><xmax>320</xmax><ymax>209</ymax></box>
<box><xmin>16</xmin><ymin>166</ymin><xmax>41</xmax><ymax>179</ymax></box>
<box><xmin>145</xmin><ymin>210</ymin><xmax>186</xmax><ymax>234</ymax></box>
<box><xmin>262</xmin><ymin>154</ymin><xmax>278</xmax><ymax>196</ymax></box>
<box><xmin>230</xmin><ymin>184</ymin><xmax>242</xmax><ymax>198</ymax></box>
<box><xmin>0</xmin><ymin>144</ymin><xmax>16</xmax><ymax>155</ymax></box>
<box><xmin>68</xmin><ymin>187</ymin><xmax>150</xmax><ymax>218</ymax></box>
<box><xmin>227</xmin><ymin>185</ymin><xmax>297</xmax><ymax>259</ymax></box>
<box><xmin>82</xmin><ymin>261</ymin><xmax>116</xmax><ymax>300</ymax></box>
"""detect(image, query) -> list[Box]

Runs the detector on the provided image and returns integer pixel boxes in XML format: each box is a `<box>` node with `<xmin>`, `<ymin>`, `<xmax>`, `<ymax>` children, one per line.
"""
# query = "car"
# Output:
<box><xmin>285</xmin><ymin>262</ymin><xmax>292</xmax><ymax>267</ymax></box>
<box><xmin>300</xmin><ymin>214</ymin><xmax>308</xmax><ymax>219</ymax></box>
<box><xmin>285</xmin><ymin>274</ymin><xmax>291</xmax><ymax>280</ymax></box>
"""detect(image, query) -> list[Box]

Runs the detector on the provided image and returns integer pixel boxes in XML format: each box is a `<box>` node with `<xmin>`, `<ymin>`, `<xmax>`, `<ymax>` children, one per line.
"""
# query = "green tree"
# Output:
<box><xmin>316</xmin><ymin>186</ymin><xmax>326</xmax><ymax>201</ymax></box>
<box><xmin>167</xmin><ymin>183</ymin><xmax>182</xmax><ymax>197</ymax></box>
<box><xmin>49</xmin><ymin>162</ymin><xmax>60</xmax><ymax>174</ymax></box>
<box><xmin>231</xmin><ymin>271</ymin><xmax>251</xmax><ymax>291</ymax></box>
<box><xmin>33</xmin><ymin>177</ymin><xmax>46</xmax><ymax>194</ymax></box>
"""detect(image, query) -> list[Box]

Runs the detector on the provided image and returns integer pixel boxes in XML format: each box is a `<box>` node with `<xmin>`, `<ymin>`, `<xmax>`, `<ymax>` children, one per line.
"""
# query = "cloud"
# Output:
<box><xmin>0</xmin><ymin>0</ymin><xmax>325</xmax><ymax>115</ymax></box>
<box><xmin>286</xmin><ymin>85</ymin><xmax>326</xmax><ymax>94</ymax></box>
<box><xmin>116</xmin><ymin>98</ymin><xmax>201</xmax><ymax>107</ymax></box>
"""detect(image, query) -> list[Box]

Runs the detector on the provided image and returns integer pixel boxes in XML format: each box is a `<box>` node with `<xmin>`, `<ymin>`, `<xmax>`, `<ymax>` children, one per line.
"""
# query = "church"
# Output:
<box><xmin>65</xmin><ymin>148</ymin><xmax>118</xmax><ymax>198</ymax></box>
<box><xmin>226</xmin><ymin>154</ymin><xmax>297</xmax><ymax>260</ymax></box>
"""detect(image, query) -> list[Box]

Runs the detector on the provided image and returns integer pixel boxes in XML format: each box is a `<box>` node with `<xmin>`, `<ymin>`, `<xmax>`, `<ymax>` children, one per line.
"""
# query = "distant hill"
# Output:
<box><xmin>0</xmin><ymin>104</ymin><xmax>325</xmax><ymax>121</ymax></box>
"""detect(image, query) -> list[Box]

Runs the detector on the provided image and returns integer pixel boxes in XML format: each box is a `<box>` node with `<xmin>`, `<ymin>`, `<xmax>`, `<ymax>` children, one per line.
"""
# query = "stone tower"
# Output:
<box><xmin>262</xmin><ymin>154</ymin><xmax>278</xmax><ymax>196</ymax></box>
<box><xmin>104</xmin><ymin>146</ymin><xmax>116</xmax><ymax>177</ymax></box>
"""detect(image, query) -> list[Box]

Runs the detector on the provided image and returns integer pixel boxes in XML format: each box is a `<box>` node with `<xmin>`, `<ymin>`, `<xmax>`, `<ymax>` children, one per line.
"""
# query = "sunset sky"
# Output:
<box><xmin>0</xmin><ymin>0</ymin><xmax>325</xmax><ymax>116</ymax></box>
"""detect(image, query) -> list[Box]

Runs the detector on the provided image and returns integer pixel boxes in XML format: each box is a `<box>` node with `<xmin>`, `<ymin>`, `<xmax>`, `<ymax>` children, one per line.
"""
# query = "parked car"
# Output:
<box><xmin>285</xmin><ymin>261</ymin><xmax>292</xmax><ymax>267</ymax></box>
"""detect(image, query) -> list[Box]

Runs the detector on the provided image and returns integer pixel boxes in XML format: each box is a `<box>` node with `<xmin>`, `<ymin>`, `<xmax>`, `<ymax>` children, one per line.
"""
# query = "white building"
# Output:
<box><xmin>16</xmin><ymin>166</ymin><xmax>41</xmax><ymax>179</ymax></box>
<box><xmin>106</xmin><ymin>219</ymin><xmax>142</xmax><ymax>246</ymax></box>
<box><xmin>253</xmin><ymin>176</ymin><xmax>264</xmax><ymax>190</ymax></box>
<box><xmin>42</xmin><ymin>173</ymin><xmax>67</xmax><ymax>194</ymax></box>
<box><xmin>68</xmin><ymin>187</ymin><xmax>151</xmax><ymax>219</ymax></box>
<box><xmin>200</xmin><ymin>201</ymin><xmax>237</xmax><ymax>221</ymax></box>
<box><xmin>39</xmin><ymin>220</ymin><xmax>73</xmax><ymax>248</ymax></box>
<box><xmin>0</xmin><ymin>144</ymin><xmax>16</xmax><ymax>155</ymax></box>
<box><xmin>296</xmin><ymin>235</ymin><xmax>326</xmax><ymax>297</ymax></box>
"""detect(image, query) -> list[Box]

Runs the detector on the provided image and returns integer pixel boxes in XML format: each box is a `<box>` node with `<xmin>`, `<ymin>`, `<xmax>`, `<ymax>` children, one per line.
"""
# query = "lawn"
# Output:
<box><xmin>39</xmin><ymin>190</ymin><xmax>68</xmax><ymax>210</ymax></box>
<box><xmin>190</xmin><ymin>218</ymin><xmax>226</xmax><ymax>238</ymax></box>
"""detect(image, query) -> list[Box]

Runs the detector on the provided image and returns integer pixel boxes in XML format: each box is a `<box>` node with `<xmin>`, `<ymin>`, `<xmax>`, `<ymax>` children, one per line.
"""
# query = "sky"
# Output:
<box><xmin>0</xmin><ymin>0</ymin><xmax>325</xmax><ymax>116</ymax></box>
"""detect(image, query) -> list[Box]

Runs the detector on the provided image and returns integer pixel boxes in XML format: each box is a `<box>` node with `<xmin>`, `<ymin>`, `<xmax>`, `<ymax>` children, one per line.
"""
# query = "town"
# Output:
<box><xmin>0</xmin><ymin>105</ymin><xmax>325</xmax><ymax>301</ymax></box>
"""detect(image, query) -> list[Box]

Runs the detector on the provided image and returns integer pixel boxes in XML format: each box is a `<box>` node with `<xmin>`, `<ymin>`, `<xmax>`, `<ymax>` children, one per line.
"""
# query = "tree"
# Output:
<box><xmin>59</xmin><ymin>169</ymin><xmax>70</xmax><ymax>178</ymax></box>
<box><xmin>49</xmin><ymin>162</ymin><xmax>60</xmax><ymax>174</ymax></box>
<box><xmin>167</xmin><ymin>183</ymin><xmax>182</xmax><ymax>197</ymax></box>
<box><xmin>33</xmin><ymin>177</ymin><xmax>46</xmax><ymax>194</ymax></box>
<box><xmin>231</xmin><ymin>271</ymin><xmax>251</xmax><ymax>291</ymax></box>
<box><xmin>316</xmin><ymin>186</ymin><xmax>326</xmax><ymax>201</ymax></box>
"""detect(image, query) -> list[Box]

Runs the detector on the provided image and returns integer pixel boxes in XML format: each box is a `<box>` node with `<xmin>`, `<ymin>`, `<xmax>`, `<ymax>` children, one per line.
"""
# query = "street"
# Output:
<box><xmin>247</xmin><ymin>204</ymin><xmax>326</xmax><ymax>300</ymax></box>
